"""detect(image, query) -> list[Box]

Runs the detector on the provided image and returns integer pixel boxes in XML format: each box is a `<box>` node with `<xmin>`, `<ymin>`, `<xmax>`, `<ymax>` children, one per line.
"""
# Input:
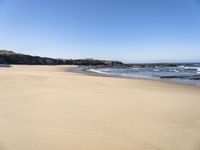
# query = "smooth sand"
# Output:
<box><xmin>0</xmin><ymin>65</ymin><xmax>200</xmax><ymax>150</ymax></box>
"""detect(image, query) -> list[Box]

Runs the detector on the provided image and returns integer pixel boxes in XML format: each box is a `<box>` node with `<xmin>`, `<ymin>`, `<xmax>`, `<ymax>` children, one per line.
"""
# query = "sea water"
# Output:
<box><xmin>89</xmin><ymin>63</ymin><xmax>200</xmax><ymax>86</ymax></box>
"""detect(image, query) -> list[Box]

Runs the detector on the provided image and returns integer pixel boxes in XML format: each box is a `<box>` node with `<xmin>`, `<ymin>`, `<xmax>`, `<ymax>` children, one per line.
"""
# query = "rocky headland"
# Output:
<box><xmin>0</xmin><ymin>50</ymin><xmax>196</xmax><ymax>68</ymax></box>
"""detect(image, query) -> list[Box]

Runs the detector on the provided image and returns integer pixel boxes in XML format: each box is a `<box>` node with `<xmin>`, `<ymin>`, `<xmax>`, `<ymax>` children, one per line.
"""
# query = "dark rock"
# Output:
<box><xmin>160</xmin><ymin>75</ymin><xmax>185</xmax><ymax>79</ymax></box>
<box><xmin>126</xmin><ymin>63</ymin><xmax>178</xmax><ymax>68</ymax></box>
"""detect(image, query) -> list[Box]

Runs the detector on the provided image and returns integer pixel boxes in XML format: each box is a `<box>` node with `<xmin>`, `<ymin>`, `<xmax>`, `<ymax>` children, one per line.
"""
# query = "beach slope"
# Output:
<box><xmin>0</xmin><ymin>65</ymin><xmax>200</xmax><ymax>150</ymax></box>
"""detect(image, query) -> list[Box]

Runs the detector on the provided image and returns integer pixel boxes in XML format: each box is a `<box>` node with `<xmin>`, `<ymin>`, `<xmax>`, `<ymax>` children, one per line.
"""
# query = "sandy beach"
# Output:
<box><xmin>0</xmin><ymin>65</ymin><xmax>200</xmax><ymax>150</ymax></box>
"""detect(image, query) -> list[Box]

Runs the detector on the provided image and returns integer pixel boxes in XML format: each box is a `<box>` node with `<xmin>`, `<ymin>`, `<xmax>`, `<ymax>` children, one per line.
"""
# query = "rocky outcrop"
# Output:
<box><xmin>126</xmin><ymin>63</ymin><xmax>178</xmax><ymax>68</ymax></box>
<box><xmin>160</xmin><ymin>75</ymin><xmax>200</xmax><ymax>80</ymax></box>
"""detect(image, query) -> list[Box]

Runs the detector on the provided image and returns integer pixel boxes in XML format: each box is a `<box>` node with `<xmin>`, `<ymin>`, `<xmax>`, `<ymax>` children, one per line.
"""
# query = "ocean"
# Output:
<box><xmin>88</xmin><ymin>63</ymin><xmax>200</xmax><ymax>86</ymax></box>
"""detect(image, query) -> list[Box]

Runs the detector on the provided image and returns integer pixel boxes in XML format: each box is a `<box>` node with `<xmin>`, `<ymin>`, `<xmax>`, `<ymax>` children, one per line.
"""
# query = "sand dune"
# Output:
<box><xmin>0</xmin><ymin>65</ymin><xmax>200</xmax><ymax>150</ymax></box>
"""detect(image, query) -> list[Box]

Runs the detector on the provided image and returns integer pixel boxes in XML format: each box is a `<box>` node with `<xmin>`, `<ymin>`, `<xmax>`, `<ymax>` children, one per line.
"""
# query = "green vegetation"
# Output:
<box><xmin>0</xmin><ymin>50</ymin><xmax>123</xmax><ymax>66</ymax></box>
<box><xmin>0</xmin><ymin>50</ymin><xmax>16</xmax><ymax>55</ymax></box>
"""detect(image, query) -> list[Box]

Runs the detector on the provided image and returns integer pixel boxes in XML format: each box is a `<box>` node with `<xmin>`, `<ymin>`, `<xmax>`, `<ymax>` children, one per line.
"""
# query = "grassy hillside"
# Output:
<box><xmin>0</xmin><ymin>50</ymin><xmax>16</xmax><ymax>55</ymax></box>
<box><xmin>0</xmin><ymin>50</ymin><xmax>124</xmax><ymax>66</ymax></box>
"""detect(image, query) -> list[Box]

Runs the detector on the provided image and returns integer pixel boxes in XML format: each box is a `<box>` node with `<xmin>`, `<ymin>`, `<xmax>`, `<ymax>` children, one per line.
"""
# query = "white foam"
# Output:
<box><xmin>178</xmin><ymin>65</ymin><xmax>185</xmax><ymax>68</ymax></box>
<box><xmin>89</xmin><ymin>69</ymin><xmax>104</xmax><ymax>74</ymax></box>
<box><xmin>89</xmin><ymin>69</ymin><xmax>113</xmax><ymax>75</ymax></box>
<box><xmin>197</xmin><ymin>67</ymin><xmax>200</xmax><ymax>74</ymax></box>
<box><xmin>184</xmin><ymin>67</ymin><xmax>198</xmax><ymax>70</ymax></box>
<box><xmin>170</xmin><ymin>69</ymin><xmax>179</xmax><ymax>72</ymax></box>
<box><xmin>132</xmin><ymin>67</ymin><xmax>139</xmax><ymax>70</ymax></box>
<box><xmin>183</xmin><ymin>66</ymin><xmax>200</xmax><ymax>73</ymax></box>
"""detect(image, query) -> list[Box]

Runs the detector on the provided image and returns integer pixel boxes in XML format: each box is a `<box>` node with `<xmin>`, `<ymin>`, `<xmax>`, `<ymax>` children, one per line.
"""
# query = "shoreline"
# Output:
<box><xmin>70</xmin><ymin>66</ymin><xmax>200</xmax><ymax>88</ymax></box>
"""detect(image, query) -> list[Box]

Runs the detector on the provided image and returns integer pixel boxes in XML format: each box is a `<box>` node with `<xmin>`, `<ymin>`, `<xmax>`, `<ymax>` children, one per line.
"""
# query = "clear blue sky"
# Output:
<box><xmin>0</xmin><ymin>0</ymin><xmax>200</xmax><ymax>62</ymax></box>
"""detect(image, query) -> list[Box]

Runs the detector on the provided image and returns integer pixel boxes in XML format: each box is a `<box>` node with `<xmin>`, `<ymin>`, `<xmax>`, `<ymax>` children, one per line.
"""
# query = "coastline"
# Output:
<box><xmin>71</xmin><ymin>66</ymin><xmax>200</xmax><ymax>88</ymax></box>
<box><xmin>0</xmin><ymin>65</ymin><xmax>200</xmax><ymax>150</ymax></box>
